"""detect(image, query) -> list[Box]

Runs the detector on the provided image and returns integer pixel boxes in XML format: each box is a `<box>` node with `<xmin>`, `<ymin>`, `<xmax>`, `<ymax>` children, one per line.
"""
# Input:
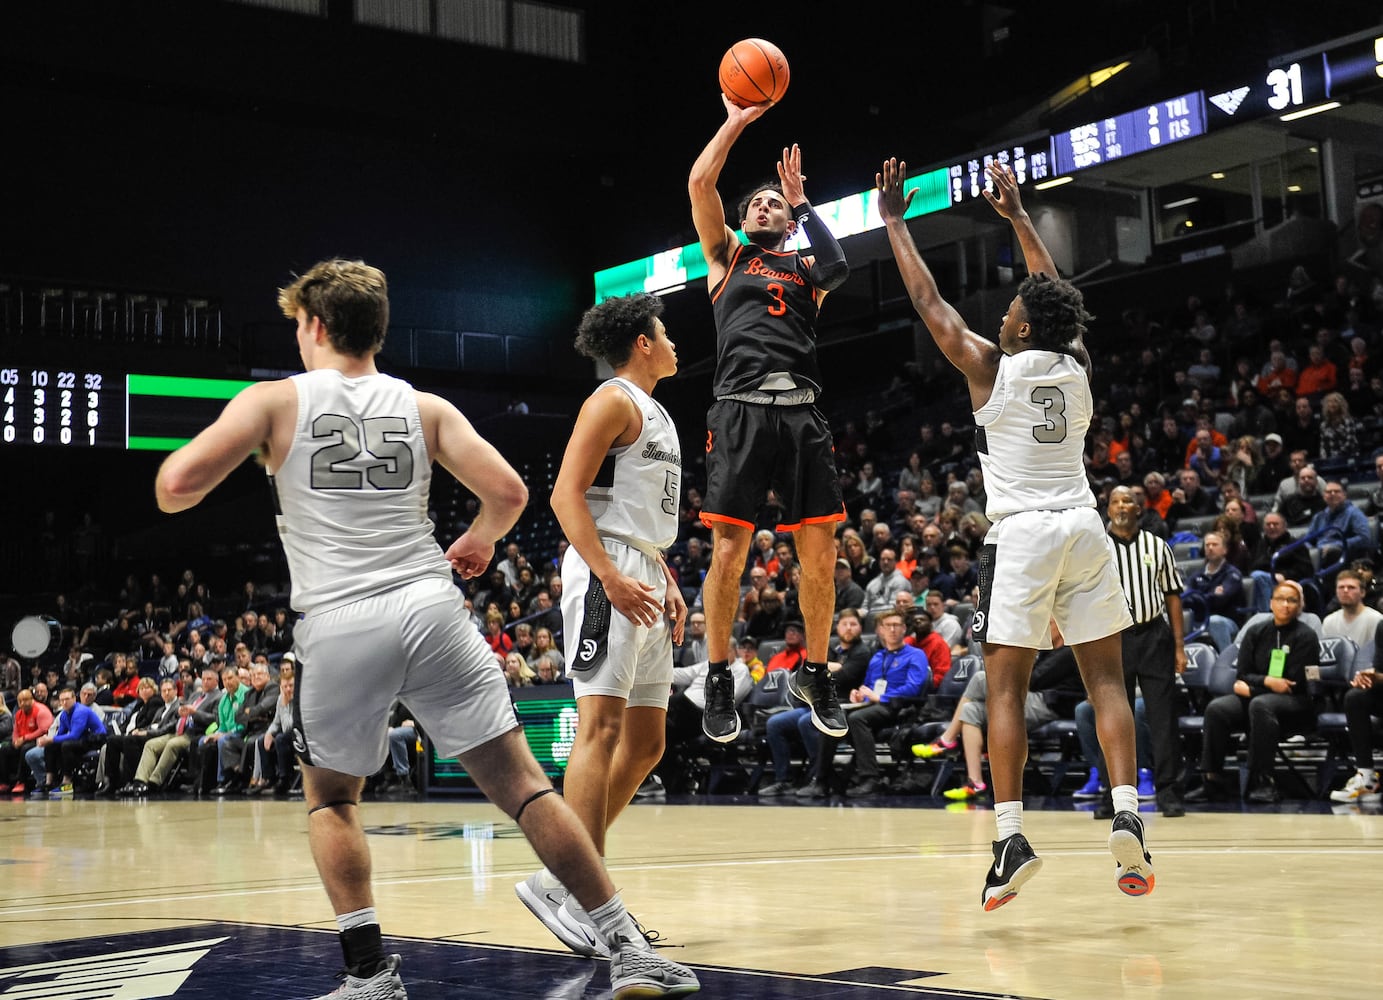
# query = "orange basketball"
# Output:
<box><xmin>718</xmin><ymin>38</ymin><xmax>789</xmax><ymax>108</ymax></box>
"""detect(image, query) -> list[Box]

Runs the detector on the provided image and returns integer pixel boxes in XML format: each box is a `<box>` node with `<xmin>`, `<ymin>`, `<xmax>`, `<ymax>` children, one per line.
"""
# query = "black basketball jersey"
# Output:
<box><xmin>710</xmin><ymin>241</ymin><xmax>823</xmax><ymax>398</ymax></box>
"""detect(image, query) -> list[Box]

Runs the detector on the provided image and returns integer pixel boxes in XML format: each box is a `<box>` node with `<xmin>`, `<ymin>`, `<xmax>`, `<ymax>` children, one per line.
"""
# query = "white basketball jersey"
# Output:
<box><xmin>973</xmin><ymin>350</ymin><xmax>1095</xmax><ymax>520</ymax></box>
<box><xmin>585</xmin><ymin>378</ymin><xmax>681</xmax><ymax>554</ymax></box>
<box><xmin>270</xmin><ymin>369</ymin><xmax>449</xmax><ymax>613</ymax></box>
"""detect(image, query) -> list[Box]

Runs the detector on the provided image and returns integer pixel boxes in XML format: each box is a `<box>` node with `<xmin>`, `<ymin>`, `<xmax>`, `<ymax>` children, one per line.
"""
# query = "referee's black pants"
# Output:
<box><xmin>1116</xmin><ymin>618</ymin><xmax>1182</xmax><ymax>793</ymax></box>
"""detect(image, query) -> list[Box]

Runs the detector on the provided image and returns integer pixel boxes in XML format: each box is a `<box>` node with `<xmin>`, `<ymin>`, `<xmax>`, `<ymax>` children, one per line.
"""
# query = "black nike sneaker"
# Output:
<box><xmin>786</xmin><ymin>663</ymin><xmax>848</xmax><ymax>738</ymax></box>
<box><xmin>701</xmin><ymin>669</ymin><xmax>740</xmax><ymax>743</ymax></box>
<box><xmin>1109</xmin><ymin>810</ymin><xmax>1155</xmax><ymax>896</ymax></box>
<box><xmin>982</xmin><ymin>833</ymin><xmax>1043</xmax><ymax>911</ymax></box>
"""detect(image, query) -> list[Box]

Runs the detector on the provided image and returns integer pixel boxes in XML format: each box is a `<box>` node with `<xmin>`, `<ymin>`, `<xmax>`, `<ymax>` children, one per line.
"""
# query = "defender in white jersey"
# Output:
<box><xmin>516</xmin><ymin>292</ymin><xmax>689</xmax><ymax>957</ymax></box>
<box><xmin>155</xmin><ymin>260</ymin><xmax>698</xmax><ymax>1000</ymax></box>
<box><xmin>877</xmin><ymin>161</ymin><xmax>1152</xmax><ymax>911</ymax></box>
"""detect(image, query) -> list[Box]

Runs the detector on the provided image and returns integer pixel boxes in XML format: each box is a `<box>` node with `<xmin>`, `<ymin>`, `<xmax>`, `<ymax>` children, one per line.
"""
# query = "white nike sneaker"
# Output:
<box><xmin>516</xmin><ymin>872</ymin><xmax>605</xmax><ymax>957</ymax></box>
<box><xmin>555</xmin><ymin>894</ymin><xmax>611</xmax><ymax>958</ymax></box>
<box><xmin>981</xmin><ymin>833</ymin><xmax>1043</xmax><ymax>911</ymax></box>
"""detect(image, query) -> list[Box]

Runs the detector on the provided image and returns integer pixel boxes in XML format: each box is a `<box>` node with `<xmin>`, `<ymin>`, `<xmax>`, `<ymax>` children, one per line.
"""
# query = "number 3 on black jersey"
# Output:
<box><xmin>310</xmin><ymin>413</ymin><xmax>414</xmax><ymax>490</ymax></box>
<box><xmin>1030</xmin><ymin>386</ymin><xmax>1067</xmax><ymax>443</ymax></box>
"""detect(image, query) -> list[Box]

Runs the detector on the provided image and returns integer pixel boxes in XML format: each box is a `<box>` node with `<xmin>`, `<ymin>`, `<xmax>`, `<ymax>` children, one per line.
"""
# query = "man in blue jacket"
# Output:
<box><xmin>1309</xmin><ymin>481</ymin><xmax>1373</xmax><ymax>564</ymax></box>
<box><xmin>1183</xmin><ymin>531</ymin><xmax>1244</xmax><ymax>650</ymax></box>
<box><xmin>827</xmin><ymin>608</ymin><xmax>931</xmax><ymax>797</ymax></box>
<box><xmin>38</xmin><ymin>684</ymin><xmax>107</xmax><ymax>795</ymax></box>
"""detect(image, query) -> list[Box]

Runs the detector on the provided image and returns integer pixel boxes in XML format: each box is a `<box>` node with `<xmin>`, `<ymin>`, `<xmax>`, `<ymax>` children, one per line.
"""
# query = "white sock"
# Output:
<box><xmin>1111</xmin><ymin>784</ymin><xmax>1139</xmax><ymax>816</ymax></box>
<box><xmin>995</xmin><ymin>800</ymin><xmax>1023</xmax><ymax>840</ymax></box>
<box><xmin>588</xmin><ymin>892</ymin><xmax>645</xmax><ymax>950</ymax></box>
<box><xmin>537</xmin><ymin>867</ymin><xmax>564</xmax><ymax>890</ymax></box>
<box><xmin>336</xmin><ymin>906</ymin><xmax>377</xmax><ymax>932</ymax></box>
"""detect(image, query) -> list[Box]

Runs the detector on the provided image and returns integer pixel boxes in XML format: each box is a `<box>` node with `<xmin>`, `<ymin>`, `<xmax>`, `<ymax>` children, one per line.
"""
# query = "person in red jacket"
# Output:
<box><xmin>0</xmin><ymin>688</ymin><xmax>53</xmax><ymax>794</ymax></box>
<box><xmin>906</xmin><ymin>606</ymin><xmax>953</xmax><ymax>688</ymax></box>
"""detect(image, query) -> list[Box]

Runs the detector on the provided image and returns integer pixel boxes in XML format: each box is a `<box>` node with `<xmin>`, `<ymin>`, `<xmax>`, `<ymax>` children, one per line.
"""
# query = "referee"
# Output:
<box><xmin>1104</xmin><ymin>486</ymin><xmax>1187</xmax><ymax>818</ymax></box>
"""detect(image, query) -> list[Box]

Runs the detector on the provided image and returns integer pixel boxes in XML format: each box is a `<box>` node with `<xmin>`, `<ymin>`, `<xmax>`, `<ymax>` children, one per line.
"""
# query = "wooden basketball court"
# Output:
<box><xmin>1</xmin><ymin>795</ymin><xmax>1378</xmax><ymax>999</ymax></box>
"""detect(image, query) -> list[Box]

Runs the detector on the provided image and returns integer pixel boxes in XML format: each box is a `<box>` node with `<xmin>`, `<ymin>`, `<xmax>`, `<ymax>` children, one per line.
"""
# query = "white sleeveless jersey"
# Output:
<box><xmin>585</xmin><ymin>378</ymin><xmax>681</xmax><ymax>555</ymax></box>
<box><xmin>973</xmin><ymin>350</ymin><xmax>1095</xmax><ymax>520</ymax></box>
<box><xmin>270</xmin><ymin>369</ymin><xmax>449</xmax><ymax>614</ymax></box>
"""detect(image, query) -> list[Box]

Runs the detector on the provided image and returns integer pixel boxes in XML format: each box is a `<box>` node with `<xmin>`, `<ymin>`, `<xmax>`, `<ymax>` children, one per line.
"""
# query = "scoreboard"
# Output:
<box><xmin>2</xmin><ymin>367</ymin><xmax>123</xmax><ymax>448</ymax></box>
<box><xmin>1052</xmin><ymin>91</ymin><xmax>1207</xmax><ymax>175</ymax></box>
<box><xmin>1</xmin><ymin>365</ymin><xmax>254</xmax><ymax>451</ymax></box>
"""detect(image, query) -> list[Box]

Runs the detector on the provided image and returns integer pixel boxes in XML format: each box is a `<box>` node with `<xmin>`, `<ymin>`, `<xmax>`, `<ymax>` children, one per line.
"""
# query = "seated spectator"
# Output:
<box><xmin>1167</xmin><ymin>468</ymin><xmax>1216</xmax><ymax>526</ymax></box>
<box><xmin>763</xmin><ymin>621</ymin><xmax>808</xmax><ymax>674</ymax></box>
<box><xmin>905</xmin><ymin>606</ymin><xmax>952</xmax><ymax>687</ymax></box>
<box><xmin>1213</xmin><ymin>515</ymin><xmax>1252</xmax><ymax>574</ymax></box>
<box><xmin>1329</xmin><ymin>620</ymin><xmax>1383</xmax><ymax>804</ymax></box>
<box><xmin>1187</xmin><ymin>581</ymin><xmax>1318</xmax><ymax>804</ymax></box>
<box><xmin>921</xmin><ymin>590</ymin><xmax>966</xmax><ymax>655</ymax></box>
<box><xmin>482</xmin><ymin>611</ymin><xmax>512</xmax><ymax>663</ymax></box>
<box><xmin>856</xmin><ymin>461</ymin><xmax>884</xmax><ymax>509</ymax></box>
<box><xmin>1295</xmin><ymin>344</ymin><xmax>1338</xmax><ymax>400</ymax></box>
<box><xmin>1272</xmin><ymin>449</ymin><xmax>1310</xmax><ymax>511</ymax></box>
<box><xmin>1183</xmin><ymin>531</ymin><xmax>1244</xmax><ymax>650</ymax></box>
<box><xmin>811</xmin><ymin>609</ymin><xmax>930</xmax><ymax>798</ymax></box>
<box><xmin>215</xmin><ymin>662</ymin><xmax>278</xmax><ymax>795</ymax></box>
<box><xmin>503</xmin><ymin>651</ymin><xmax>536</xmax><ymax>688</ymax></box>
<box><xmin>760</xmin><ymin>609</ymin><xmax>871</xmax><ymax>797</ymax></box>
<box><xmin>255</xmin><ymin>674</ymin><xmax>297</xmax><ymax>796</ymax></box>
<box><xmin>110</xmin><ymin>654</ymin><xmax>141</xmax><ymax>707</ymax></box>
<box><xmin>1186</xmin><ymin>430</ymin><xmax>1225</xmax><ymax>486</ymax></box>
<box><xmin>1228</xmin><ymin>388</ymin><xmax>1277</xmax><ymax>439</ymax></box>
<box><xmin>945</xmin><ymin>480</ymin><xmax>981</xmax><ymax>515</ymax></box>
<box><xmin>863</xmin><ymin>548</ymin><xmax>909</xmax><ymax>619</ymax></box>
<box><xmin>1256</xmin><ymin>349</ymin><xmax>1298</xmax><ymax>397</ymax></box>
<box><xmin>735</xmin><ymin>636</ymin><xmax>764</xmax><ymax>682</ymax></box>
<box><xmin>1255</xmin><ymin>433</ymin><xmax>1291</xmax><ymax>494</ymax></box>
<box><xmin>1308</xmin><ymin>480</ymin><xmax>1374</xmax><ymax>565</ymax></box>
<box><xmin>1187</xmin><ymin>348</ymin><xmax>1221</xmax><ymax>390</ymax></box>
<box><xmin>913</xmin><ymin>647</ymin><xmax>1060</xmax><ymax>801</ymax></box>
<box><xmin>530</xmin><ymin>626</ymin><xmax>566</xmax><ymax>675</ymax></box>
<box><xmin>35</xmin><ymin>684</ymin><xmax>107</xmax><ymax>796</ymax></box>
<box><xmin>98</xmin><ymin>677</ymin><xmax>171</xmax><ymax>794</ymax></box>
<box><xmin>1247</xmin><ymin>512</ymin><xmax>1315</xmax><ymax>613</ymax></box>
<box><xmin>197</xmin><ymin>666</ymin><xmax>246</xmax><ymax>794</ymax></box>
<box><xmin>1318</xmin><ymin>392</ymin><xmax>1363</xmax><ymax>462</ymax></box>
<box><xmin>1321</xmin><ymin>569</ymin><xmax>1383</xmax><ymax>647</ymax></box>
<box><xmin>932</xmin><ymin>546</ymin><xmax>978</xmax><ymax>605</ymax></box>
<box><xmin>1279</xmin><ymin>466</ymin><xmax>1325</xmax><ymax>526</ymax></box>
<box><xmin>532</xmin><ymin>655</ymin><xmax>563</xmax><ymax>684</ymax></box>
<box><xmin>1221</xmin><ymin>437</ymin><xmax>1261</xmax><ymax>498</ymax></box>
<box><xmin>833</xmin><ymin>558</ymin><xmax>865</xmax><ymax>615</ymax></box>
<box><xmin>0</xmin><ymin>688</ymin><xmax>52</xmax><ymax>796</ymax></box>
<box><xmin>1142</xmin><ymin>472</ymin><xmax>1173</xmax><ymax>522</ymax></box>
<box><xmin>1281</xmin><ymin>397</ymin><xmax>1320</xmax><ymax>458</ymax></box>
<box><xmin>743</xmin><ymin>587</ymin><xmax>786</xmax><ymax>642</ymax></box>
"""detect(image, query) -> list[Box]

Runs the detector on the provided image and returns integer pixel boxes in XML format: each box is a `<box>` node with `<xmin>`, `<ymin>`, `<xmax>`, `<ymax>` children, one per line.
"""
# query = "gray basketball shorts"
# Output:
<box><xmin>560</xmin><ymin>540</ymin><xmax>674</xmax><ymax>709</ymax></box>
<box><xmin>972</xmin><ymin>506</ymin><xmax>1132</xmax><ymax>649</ymax></box>
<box><xmin>292</xmin><ymin>576</ymin><xmax>518</xmax><ymax>776</ymax></box>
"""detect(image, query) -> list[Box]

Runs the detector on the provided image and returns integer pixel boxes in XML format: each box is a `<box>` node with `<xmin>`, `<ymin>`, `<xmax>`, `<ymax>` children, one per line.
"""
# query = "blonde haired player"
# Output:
<box><xmin>876</xmin><ymin>161</ymin><xmax>1153</xmax><ymax>909</ymax></box>
<box><xmin>155</xmin><ymin>259</ymin><xmax>697</xmax><ymax>999</ymax></box>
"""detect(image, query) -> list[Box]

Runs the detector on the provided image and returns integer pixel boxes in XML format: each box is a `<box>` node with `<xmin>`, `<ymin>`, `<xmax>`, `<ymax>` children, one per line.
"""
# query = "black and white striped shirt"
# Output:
<box><xmin>1106</xmin><ymin>529</ymin><xmax>1184</xmax><ymax>626</ymax></box>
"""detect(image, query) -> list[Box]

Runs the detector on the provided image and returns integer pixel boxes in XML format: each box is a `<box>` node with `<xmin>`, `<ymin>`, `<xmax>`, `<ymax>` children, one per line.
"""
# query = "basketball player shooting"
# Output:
<box><xmin>688</xmin><ymin>95</ymin><xmax>851</xmax><ymax>745</ymax></box>
<box><xmin>875</xmin><ymin>159</ymin><xmax>1155</xmax><ymax>909</ymax></box>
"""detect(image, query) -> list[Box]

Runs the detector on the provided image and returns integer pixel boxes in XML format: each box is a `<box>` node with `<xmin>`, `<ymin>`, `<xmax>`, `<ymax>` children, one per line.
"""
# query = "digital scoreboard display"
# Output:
<box><xmin>1</xmin><ymin>366</ymin><xmax>123</xmax><ymax>448</ymax></box>
<box><xmin>945</xmin><ymin>138</ymin><xmax>1053</xmax><ymax>205</ymax></box>
<box><xmin>1052</xmin><ymin>91</ymin><xmax>1207</xmax><ymax>175</ymax></box>
<box><xmin>428</xmin><ymin>683</ymin><xmax>578</xmax><ymax>790</ymax></box>
<box><xmin>0</xmin><ymin>365</ymin><xmax>254</xmax><ymax>452</ymax></box>
<box><xmin>1205</xmin><ymin>55</ymin><xmax>1329</xmax><ymax>128</ymax></box>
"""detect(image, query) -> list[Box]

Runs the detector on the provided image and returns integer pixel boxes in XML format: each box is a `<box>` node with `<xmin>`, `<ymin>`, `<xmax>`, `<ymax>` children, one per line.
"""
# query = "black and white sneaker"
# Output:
<box><xmin>787</xmin><ymin>664</ymin><xmax>848</xmax><ymax>737</ymax></box>
<box><xmin>1109</xmin><ymin>810</ymin><xmax>1155</xmax><ymax>896</ymax></box>
<box><xmin>981</xmin><ymin>833</ymin><xmax>1043</xmax><ymax>911</ymax></box>
<box><xmin>701</xmin><ymin>669</ymin><xmax>740</xmax><ymax>743</ymax></box>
